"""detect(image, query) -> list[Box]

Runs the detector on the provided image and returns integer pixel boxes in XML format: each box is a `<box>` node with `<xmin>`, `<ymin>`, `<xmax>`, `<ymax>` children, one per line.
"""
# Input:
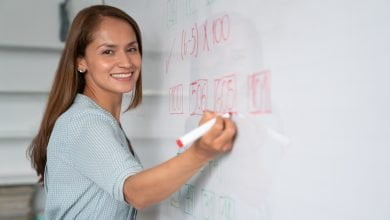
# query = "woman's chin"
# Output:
<box><xmin>116</xmin><ymin>86</ymin><xmax>135</xmax><ymax>94</ymax></box>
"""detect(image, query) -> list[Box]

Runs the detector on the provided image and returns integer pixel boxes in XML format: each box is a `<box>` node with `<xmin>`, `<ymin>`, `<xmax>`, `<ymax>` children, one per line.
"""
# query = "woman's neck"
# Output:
<box><xmin>83</xmin><ymin>88</ymin><xmax>122</xmax><ymax>121</ymax></box>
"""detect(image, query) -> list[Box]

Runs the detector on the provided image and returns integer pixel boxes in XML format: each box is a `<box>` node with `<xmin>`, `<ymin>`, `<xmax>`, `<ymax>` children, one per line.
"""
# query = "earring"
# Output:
<box><xmin>78</xmin><ymin>69</ymin><xmax>86</xmax><ymax>73</ymax></box>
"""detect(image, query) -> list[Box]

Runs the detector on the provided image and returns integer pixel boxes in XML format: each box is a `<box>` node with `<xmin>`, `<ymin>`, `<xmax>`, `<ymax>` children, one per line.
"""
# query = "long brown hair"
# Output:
<box><xmin>28</xmin><ymin>5</ymin><xmax>143</xmax><ymax>183</ymax></box>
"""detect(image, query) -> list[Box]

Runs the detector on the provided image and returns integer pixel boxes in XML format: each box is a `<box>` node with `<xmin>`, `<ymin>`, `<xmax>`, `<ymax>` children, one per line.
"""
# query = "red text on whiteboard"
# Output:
<box><xmin>181</xmin><ymin>14</ymin><xmax>230</xmax><ymax>60</ymax></box>
<box><xmin>189</xmin><ymin>79</ymin><xmax>208</xmax><ymax>115</ymax></box>
<box><xmin>214</xmin><ymin>74</ymin><xmax>237</xmax><ymax>114</ymax></box>
<box><xmin>169</xmin><ymin>84</ymin><xmax>184</xmax><ymax>114</ymax></box>
<box><xmin>248</xmin><ymin>70</ymin><xmax>272</xmax><ymax>114</ymax></box>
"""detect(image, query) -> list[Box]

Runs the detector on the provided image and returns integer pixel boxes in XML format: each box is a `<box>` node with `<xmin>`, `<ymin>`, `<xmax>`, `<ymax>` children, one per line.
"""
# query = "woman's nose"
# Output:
<box><xmin>118</xmin><ymin>51</ymin><xmax>132</xmax><ymax>68</ymax></box>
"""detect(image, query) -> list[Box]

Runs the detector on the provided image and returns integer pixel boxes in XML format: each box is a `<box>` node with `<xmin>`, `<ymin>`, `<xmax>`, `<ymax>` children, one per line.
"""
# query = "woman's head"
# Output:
<box><xmin>77</xmin><ymin>16</ymin><xmax>142</xmax><ymax>98</ymax></box>
<box><xmin>29</xmin><ymin>5</ymin><xmax>143</xmax><ymax>183</ymax></box>
<box><xmin>65</xmin><ymin>5</ymin><xmax>143</xmax><ymax>105</ymax></box>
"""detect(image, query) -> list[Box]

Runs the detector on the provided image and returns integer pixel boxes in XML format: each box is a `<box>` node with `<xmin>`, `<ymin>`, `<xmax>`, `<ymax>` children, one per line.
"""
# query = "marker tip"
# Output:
<box><xmin>176</xmin><ymin>139</ymin><xmax>184</xmax><ymax>148</ymax></box>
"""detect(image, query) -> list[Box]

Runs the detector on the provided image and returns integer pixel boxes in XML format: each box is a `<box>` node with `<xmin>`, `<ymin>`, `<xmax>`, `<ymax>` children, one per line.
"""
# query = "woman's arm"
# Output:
<box><xmin>123</xmin><ymin>112</ymin><xmax>236</xmax><ymax>210</ymax></box>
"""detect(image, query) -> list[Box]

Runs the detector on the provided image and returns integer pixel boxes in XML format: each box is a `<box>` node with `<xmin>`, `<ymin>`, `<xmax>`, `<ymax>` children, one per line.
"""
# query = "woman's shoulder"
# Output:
<box><xmin>48</xmin><ymin>95</ymin><xmax>119</xmax><ymax>153</ymax></box>
<box><xmin>57</xmin><ymin>95</ymin><xmax>117</xmax><ymax>129</ymax></box>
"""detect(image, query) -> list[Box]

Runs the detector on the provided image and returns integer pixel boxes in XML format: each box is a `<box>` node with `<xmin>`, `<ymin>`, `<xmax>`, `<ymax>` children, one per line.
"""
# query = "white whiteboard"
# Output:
<box><xmin>106</xmin><ymin>0</ymin><xmax>390</xmax><ymax>219</ymax></box>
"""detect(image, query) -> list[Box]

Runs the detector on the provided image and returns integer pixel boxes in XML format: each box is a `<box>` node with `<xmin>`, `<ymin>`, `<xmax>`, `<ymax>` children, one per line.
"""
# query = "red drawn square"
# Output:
<box><xmin>189</xmin><ymin>79</ymin><xmax>208</xmax><ymax>115</ymax></box>
<box><xmin>214</xmin><ymin>74</ymin><xmax>237</xmax><ymax>114</ymax></box>
<box><xmin>169</xmin><ymin>84</ymin><xmax>184</xmax><ymax>114</ymax></box>
<box><xmin>248</xmin><ymin>70</ymin><xmax>272</xmax><ymax>114</ymax></box>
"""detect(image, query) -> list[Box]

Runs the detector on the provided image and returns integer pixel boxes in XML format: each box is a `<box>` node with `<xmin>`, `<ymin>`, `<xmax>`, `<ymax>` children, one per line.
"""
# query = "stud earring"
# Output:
<box><xmin>78</xmin><ymin>69</ymin><xmax>86</xmax><ymax>73</ymax></box>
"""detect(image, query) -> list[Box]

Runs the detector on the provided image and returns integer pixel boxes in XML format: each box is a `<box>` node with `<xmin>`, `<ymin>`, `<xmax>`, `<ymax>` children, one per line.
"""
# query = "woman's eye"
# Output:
<box><xmin>102</xmin><ymin>50</ymin><xmax>114</xmax><ymax>55</ymax></box>
<box><xmin>127</xmin><ymin>47</ymin><xmax>138</xmax><ymax>53</ymax></box>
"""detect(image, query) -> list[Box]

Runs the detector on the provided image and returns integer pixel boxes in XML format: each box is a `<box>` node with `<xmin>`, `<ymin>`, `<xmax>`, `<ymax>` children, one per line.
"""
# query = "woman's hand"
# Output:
<box><xmin>191</xmin><ymin>111</ymin><xmax>237</xmax><ymax>160</ymax></box>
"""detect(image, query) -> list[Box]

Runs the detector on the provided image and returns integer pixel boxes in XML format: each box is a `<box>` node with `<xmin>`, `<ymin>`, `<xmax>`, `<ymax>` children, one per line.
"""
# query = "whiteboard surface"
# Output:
<box><xmin>108</xmin><ymin>0</ymin><xmax>390</xmax><ymax>219</ymax></box>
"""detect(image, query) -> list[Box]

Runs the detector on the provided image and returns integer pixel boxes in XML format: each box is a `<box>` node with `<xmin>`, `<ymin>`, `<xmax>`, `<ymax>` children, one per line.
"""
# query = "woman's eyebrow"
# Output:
<box><xmin>96</xmin><ymin>41</ymin><xmax>138</xmax><ymax>49</ymax></box>
<box><xmin>128</xmin><ymin>41</ymin><xmax>138</xmax><ymax>46</ymax></box>
<box><xmin>96</xmin><ymin>43</ymin><xmax>117</xmax><ymax>49</ymax></box>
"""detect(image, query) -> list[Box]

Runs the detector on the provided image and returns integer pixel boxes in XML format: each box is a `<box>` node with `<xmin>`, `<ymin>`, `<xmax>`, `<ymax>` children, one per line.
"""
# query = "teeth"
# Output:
<box><xmin>111</xmin><ymin>73</ymin><xmax>132</xmax><ymax>78</ymax></box>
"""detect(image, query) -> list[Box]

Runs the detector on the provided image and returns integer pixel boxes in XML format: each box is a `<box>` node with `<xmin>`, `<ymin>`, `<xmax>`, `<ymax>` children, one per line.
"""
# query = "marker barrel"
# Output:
<box><xmin>176</xmin><ymin>113</ymin><xmax>230</xmax><ymax>147</ymax></box>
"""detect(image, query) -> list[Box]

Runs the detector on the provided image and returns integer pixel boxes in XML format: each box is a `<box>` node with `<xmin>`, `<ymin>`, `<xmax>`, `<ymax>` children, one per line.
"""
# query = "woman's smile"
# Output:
<box><xmin>110</xmin><ymin>72</ymin><xmax>133</xmax><ymax>80</ymax></box>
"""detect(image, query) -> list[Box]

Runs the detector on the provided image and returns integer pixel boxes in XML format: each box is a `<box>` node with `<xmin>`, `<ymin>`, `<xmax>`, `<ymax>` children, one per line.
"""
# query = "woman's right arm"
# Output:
<box><xmin>123</xmin><ymin>111</ymin><xmax>236</xmax><ymax>210</ymax></box>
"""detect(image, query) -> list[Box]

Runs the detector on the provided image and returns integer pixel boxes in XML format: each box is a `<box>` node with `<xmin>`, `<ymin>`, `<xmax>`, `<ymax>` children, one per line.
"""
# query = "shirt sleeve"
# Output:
<box><xmin>65</xmin><ymin>110</ymin><xmax>143</xmax><ymax>203</ymax></box>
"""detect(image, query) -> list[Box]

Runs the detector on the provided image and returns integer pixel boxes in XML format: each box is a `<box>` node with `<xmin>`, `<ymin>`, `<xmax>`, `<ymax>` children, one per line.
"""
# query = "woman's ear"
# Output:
<box><xmin>77</xmin><ymin>57</ymin><xmax>88</xmax><ymax>73</ymax></box>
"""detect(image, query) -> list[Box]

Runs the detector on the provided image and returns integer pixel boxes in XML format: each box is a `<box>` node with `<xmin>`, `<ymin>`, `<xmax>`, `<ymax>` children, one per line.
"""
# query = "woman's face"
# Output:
<box><xmin>78</xmin><ymin>17</ymin><xmax>141</xmax><ymax>96</ymax></box>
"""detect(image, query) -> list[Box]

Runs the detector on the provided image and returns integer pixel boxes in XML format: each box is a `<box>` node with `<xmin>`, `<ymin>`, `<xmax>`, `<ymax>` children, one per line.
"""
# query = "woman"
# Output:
<box><xmin>28</xmin><ymin>5</ymin><xmax>236</xmax><ymax>220</ymax></box>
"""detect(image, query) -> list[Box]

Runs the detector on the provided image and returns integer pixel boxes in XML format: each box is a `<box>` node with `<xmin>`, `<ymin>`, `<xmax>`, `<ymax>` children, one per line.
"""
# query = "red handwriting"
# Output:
<box><xmin>165</xmin><ymin>38</ymin><xmax>176</xmax><ymax>74</ymax></box>
<box><xmin>181</xmin><ymin>14</ymin><xmax>230</xmax><ymax>60</ymax></box>
<box><xmin>189</xmin><ymin>79</ymin><xmax>208</xmax><ymax>115</ymax></box>
<box><xmin>168</xmin><ymin>70</ymin><xmax>273</xmax><ymax>116</ymax></box>
<box><xmin>169</xmin><ymin>84</ymin><xmax>184</xmax><ymax>114</ymax></box>
<box><xmin>248</xmin><ymin>70</ymin><xmax>272</xmax><ymax>114</ymax></box>
<box><xmin>212</xmin><ymin>14</ymin><xmax>230</xmax><ymax>44</ymax></box>
<box><xmin>214</xmin><ymin>74</ymin><xmax>237</xmax><ymax>114</ymax></box>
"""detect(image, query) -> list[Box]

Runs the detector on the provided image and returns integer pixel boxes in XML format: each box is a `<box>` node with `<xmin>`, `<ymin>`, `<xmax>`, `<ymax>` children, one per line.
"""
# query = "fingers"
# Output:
<box><xmin>213</xmin><ymin>118</ymin><xmax>236</xmax><ymax>151</ymax></box>
<box><xmin>199</xmin><ymin>111</ymin><xmax>217</xmax><ymax>125</ymax></box>
<box><xmin>195</xmin><ymin>111</ymin><xmax>237</xmax><ymax>159</ymax></box>
<box><xmin>202</xmin><ymin>116</ymin><xmax>224</xmax><ymax>141</ymax></box>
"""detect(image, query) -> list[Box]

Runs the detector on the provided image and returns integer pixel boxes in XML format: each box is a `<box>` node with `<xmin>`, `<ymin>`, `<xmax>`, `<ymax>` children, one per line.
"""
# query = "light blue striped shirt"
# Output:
<box><xmin>44</xmin><ymin>94</ymin><xmax>143</xmax><ymax>219</ymax></box>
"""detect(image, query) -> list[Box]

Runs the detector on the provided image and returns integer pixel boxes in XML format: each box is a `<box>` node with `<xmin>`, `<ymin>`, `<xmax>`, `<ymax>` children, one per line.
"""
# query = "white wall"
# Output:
<box><xmin>0</xmin><ymin>0</ymin><xmax>64</xmax><ymax>184</ymax></box>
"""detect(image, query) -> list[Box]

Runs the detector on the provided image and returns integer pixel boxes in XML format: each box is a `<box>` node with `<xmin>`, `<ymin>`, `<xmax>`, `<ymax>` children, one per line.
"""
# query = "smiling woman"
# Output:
<box><xmin>27</xmin><ymin>4</ymin><xmax>236</xmax><ymax>220</ymax></box>
<box><xmin>77</xmin><ymin>17</ymin><xmax>142</xmax><ymax>120</ymax></box>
